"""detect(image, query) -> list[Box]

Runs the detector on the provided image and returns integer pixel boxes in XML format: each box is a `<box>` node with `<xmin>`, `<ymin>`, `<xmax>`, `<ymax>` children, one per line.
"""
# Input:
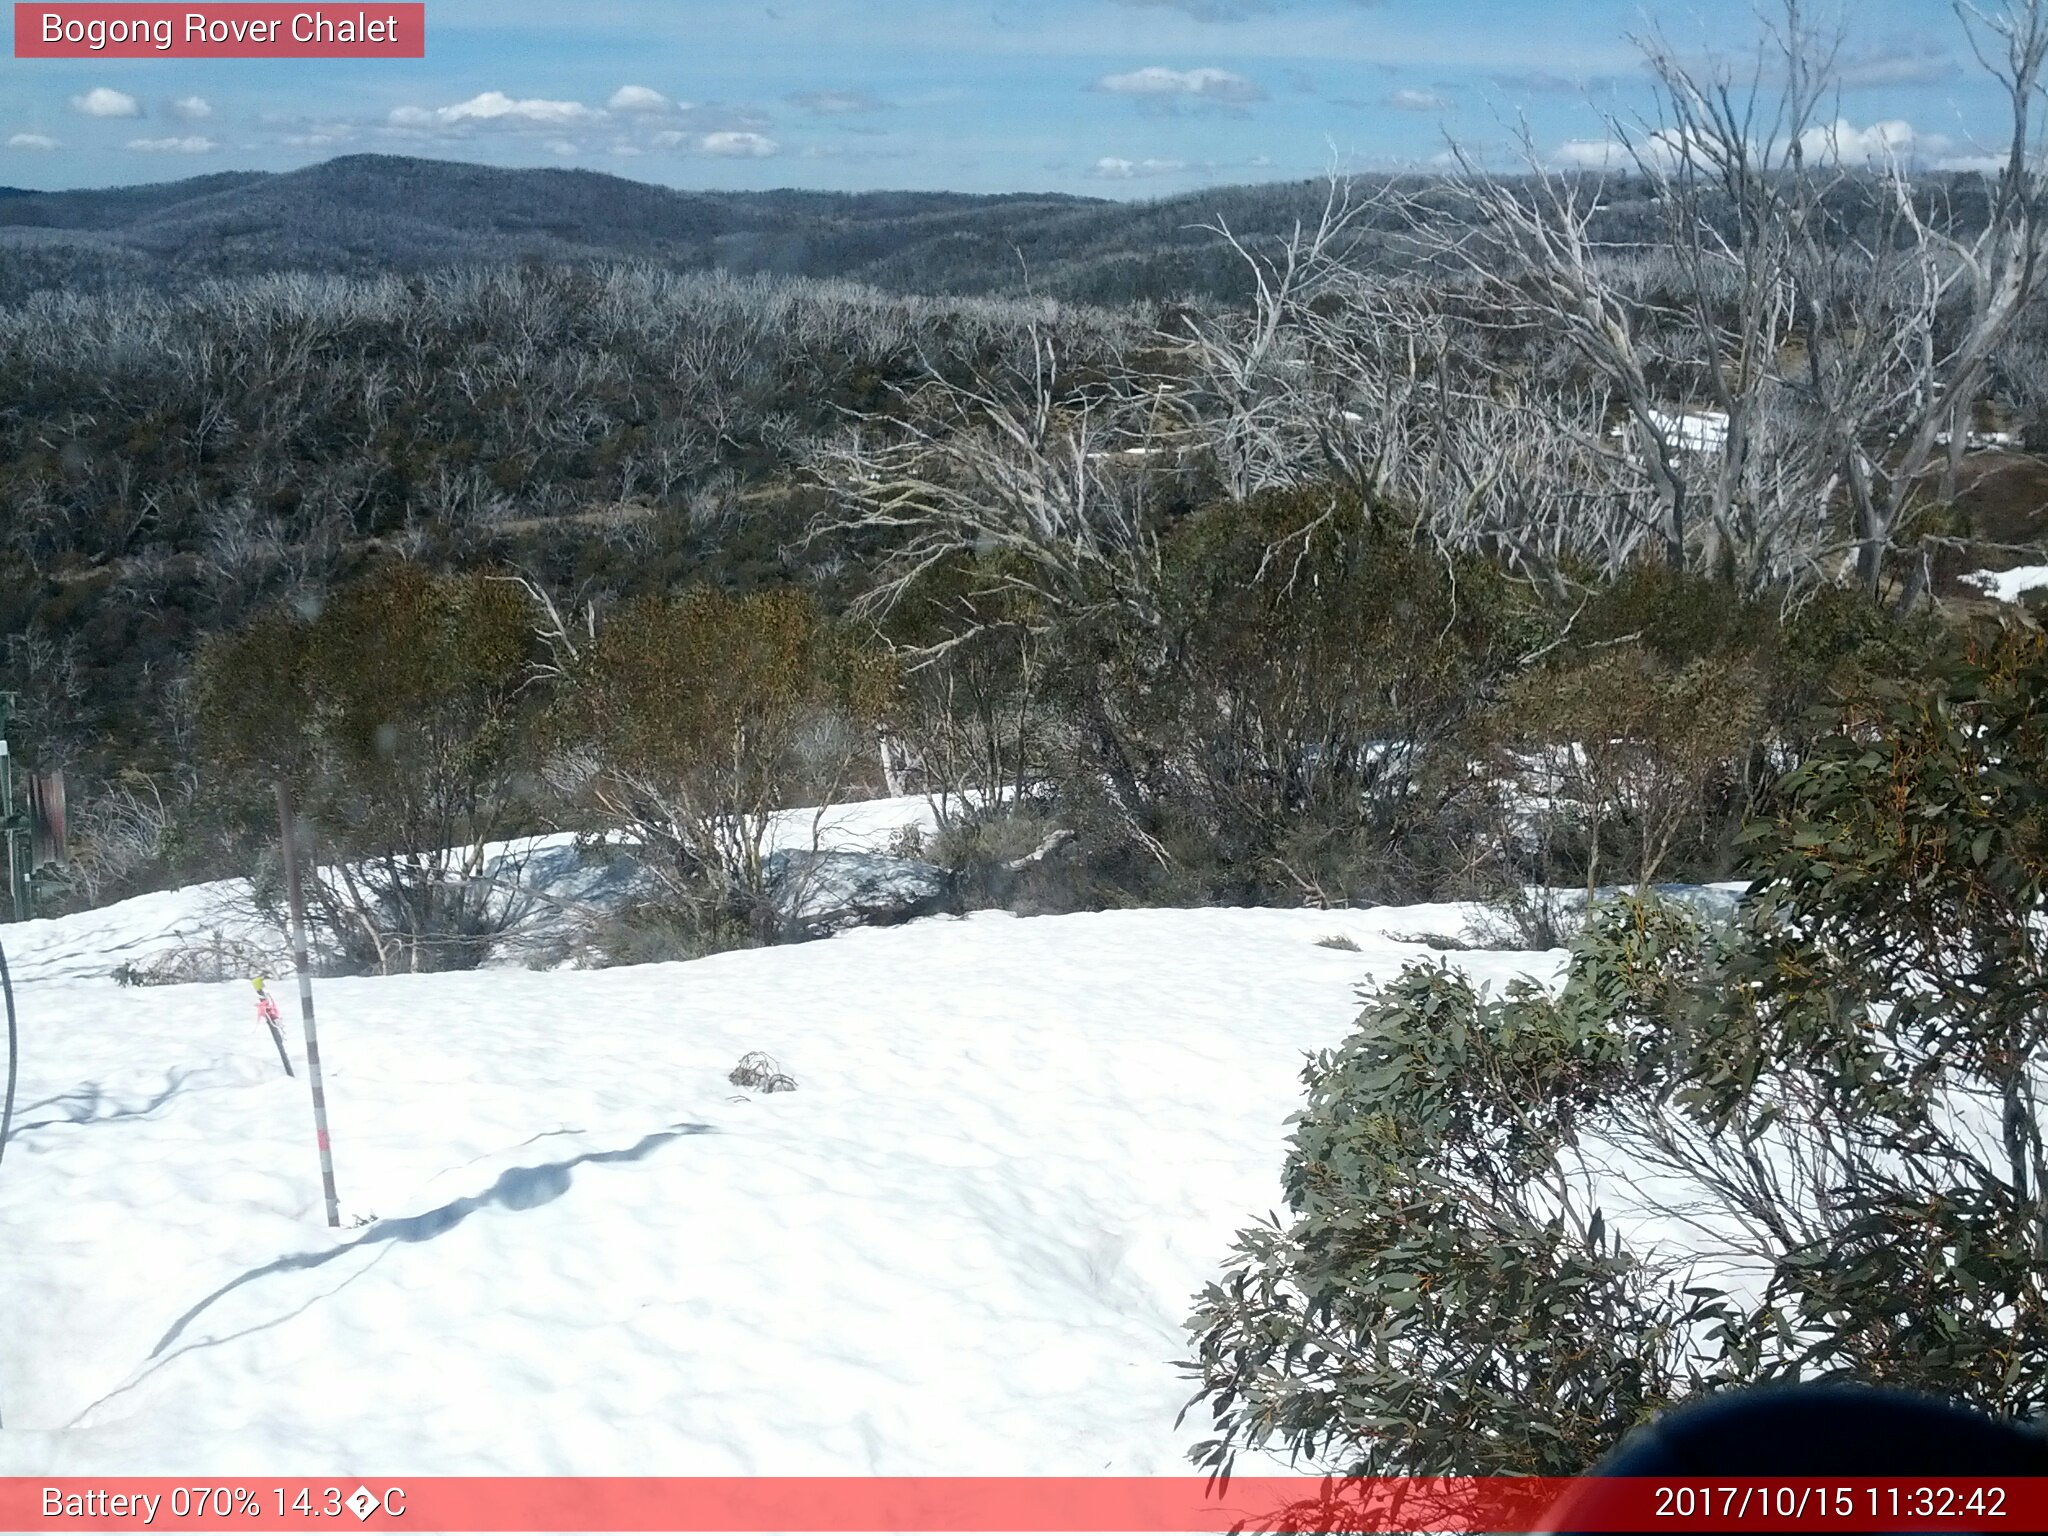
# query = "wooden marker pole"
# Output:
<box><xmin>276</xmin><ymin>781</ymin><xmax>341</xmax><ymax>1228</ymax></box>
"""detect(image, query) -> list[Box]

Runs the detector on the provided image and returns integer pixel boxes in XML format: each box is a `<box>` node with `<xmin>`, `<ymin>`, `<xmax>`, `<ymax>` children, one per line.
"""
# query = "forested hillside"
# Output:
<box><xmin>4</xmin><ymin>128</ymin><xmax>2048</xmax><ymax>938</ymax></box>
<box><xmin>0</xmin><ymin>153</ymin><xmax>1413</xmax><ymax>305</ymax></box>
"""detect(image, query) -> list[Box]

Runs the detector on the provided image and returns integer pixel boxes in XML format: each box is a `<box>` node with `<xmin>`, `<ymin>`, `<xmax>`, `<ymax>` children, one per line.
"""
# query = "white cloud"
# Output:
<box><xmin>170</xmin><ymin>95</ymin><xmax>212</xmax><ymax>121</ymax></box>
<box><xmin>389</xmin><ymin>91</ymin><xmax>596</xmax><ymax>128</ymax></box>
<box><xmin>1931</xmin><ymin>150</ymin><xmax>2007</xmax><ymax>175</ymax></box>
<box><xmin>545</xmin><ymin>139</ymin><xmax>579</xmax><ymax>156</ymax></box>
<box><xmin>1796</xmin><ymin>117</ymin><xmax>1917</xmax><ymax>165</ymax></box>
<box><xmin>6</xmin><ymin>132</ymin><xmax>59</xmax><ymax>151</ymax></box>
<box><xmin>1551</xmin><ymin>126</ymin><xmax>1720</xmax><ymax>173</ymax></box>
<box><xmin>1552</xmin><ymin>136</ymin><xmax>1625</xmax><ymax>169</ymax></box>
<box><xmin>127</xmin><ymin>135</ymin><xmax>215</xmax><ymax>153</ymax></box>
<box><xmin>1385</xmin><ymin>88</ymin><xmax>1449</xmax><ymax>112</ymax></box>
<box><xmin>1553</xmin><ymin>117</ymin><xmax>1958</xmax><ymax>175</ymax></box>
<box><xmin>70</xmin><ymin>87</ymin><xmax>141</xmax><ymax>119</ymax></box>
<box><xmin>698</xmin><ymin>130</ymin><xmax>779</xmax><ymax>158</ymax></box>
<box><xmin>1813</xmin><ymin>121</ymin><xmax>1995</xmax><ymax>173</ymax></box>
<box><xmin>607</xmin><ymin>85</ymin><xmax>672</xmax><ymax>114</ymax></box>
<box><xmin>1094</xmin><ymin>66</ymin><xmax>1264</xmax><ymax>105</ymax></box>
<box><xmin>1091</xmin><ymin>155</ymin><xmax>1187</xmax><ymax>179</ymax></box>
<box><xmin>1785</xmin><ymin>117</ymin><xmax>2007</xmax><ymax>173</ymax></box>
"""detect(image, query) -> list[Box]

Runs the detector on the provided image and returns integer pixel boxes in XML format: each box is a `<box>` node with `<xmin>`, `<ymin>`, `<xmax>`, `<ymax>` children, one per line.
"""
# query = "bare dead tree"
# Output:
<box><xmin>808</xmin><ymin>323</ymin><xmax>1184</xmax><ymax>846</ymax></box>
<box><xmin>1173</xmin><ymin>177</ymin><xmax>1387</xmax><ymax>500</ymax></box>
<box><xmin>1822</xmin><ymin>0</ymin><xmax>2048</xmax><ymax>594</ymax></box>
<box><xmin>810</xmin><ymin>324</ymin><xmax>1172</xmax><ymax>644</ymax></box>
<box><xmin>1427</xmin><ymin>0</ymin><xmax>2048</xmax><ymax>597</ymax></box>
<box><xmin>1162</xmin><ymin>174</ymin><xmax>1670</xmax><ymax>584</ymax></box>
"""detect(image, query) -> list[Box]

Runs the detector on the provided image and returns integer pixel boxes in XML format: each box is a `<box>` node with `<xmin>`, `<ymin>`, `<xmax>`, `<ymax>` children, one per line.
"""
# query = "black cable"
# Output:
<box><xmin>0</xmin><ymin>930</ymin><xmax>13</xmax><ymax>1171</ymax></box>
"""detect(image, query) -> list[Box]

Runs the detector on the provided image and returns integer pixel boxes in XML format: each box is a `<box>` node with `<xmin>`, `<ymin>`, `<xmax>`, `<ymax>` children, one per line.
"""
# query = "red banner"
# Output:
<box><xmin>13</xmin><ymin>5</ymin><xmax>425</xmax><ymax>58</ymax></box>
<box><xmin>4</xmin><ymin>1477</ymin><xmax>2046</xmax><ymax>1532</ymax></box>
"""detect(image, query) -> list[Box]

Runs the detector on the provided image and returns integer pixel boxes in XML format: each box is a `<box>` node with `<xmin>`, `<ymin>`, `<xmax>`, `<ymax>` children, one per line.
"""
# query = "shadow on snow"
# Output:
<box><xmin>148</xmin><ymin>1123</ymin><xmax>717</xmax><ymax>1359</ymax></box>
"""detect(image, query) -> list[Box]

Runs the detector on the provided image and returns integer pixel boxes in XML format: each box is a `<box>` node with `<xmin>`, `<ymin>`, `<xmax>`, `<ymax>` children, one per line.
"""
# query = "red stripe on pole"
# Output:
<box><xmin>14</xmin><ymin>5</ymin><xmax>425</xmax><ymax>58</ymax></box>
<box><xmin>5</xmin><ymin>1478</ymin><xmax>2047</xmax><ymax>1532</ymax></box>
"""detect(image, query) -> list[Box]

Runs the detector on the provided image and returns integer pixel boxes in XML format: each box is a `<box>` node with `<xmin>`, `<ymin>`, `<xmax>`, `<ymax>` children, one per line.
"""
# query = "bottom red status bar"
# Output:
<box><xmin>8</xmin><ymin>1476</ymin><xmax>2045</xmax><ymax>1533</ymax></box>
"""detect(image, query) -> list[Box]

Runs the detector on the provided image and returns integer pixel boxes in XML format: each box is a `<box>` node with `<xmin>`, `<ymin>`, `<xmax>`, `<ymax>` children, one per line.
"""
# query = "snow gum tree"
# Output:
<box><xmin>1182</xmin><ymin>620</ymin><xmax>2048</xmax><ymax>1477</ymax></box>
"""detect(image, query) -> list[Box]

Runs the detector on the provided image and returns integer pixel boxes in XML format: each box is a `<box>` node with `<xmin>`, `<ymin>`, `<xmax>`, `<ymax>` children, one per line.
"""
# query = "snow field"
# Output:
<box><xmin>0</xmin><ymin>885</ymin><xmax>1554</xmax><ymax>1479</ymax></box>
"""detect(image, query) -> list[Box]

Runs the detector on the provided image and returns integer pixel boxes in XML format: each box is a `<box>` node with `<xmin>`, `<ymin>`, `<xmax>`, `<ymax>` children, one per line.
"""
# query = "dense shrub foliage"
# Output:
<box><xmin>134</xmin><ymin>472</ymin><xmax>1958</xmax><ymax>955</ymax></box>
<box><xmin>1182</xmin><ymin>928</ymin><xmax>1721</xmax><ymax>1476</ymax></box>
<box><xmin>1086</xmin><ymin>490</ymin><xmax>1533</xmax><ymax>905</ymax></box>
<box><xmin>555</xmin><ymin>586</ymin><xmax>895</xmax><ymax>946</ymax></box>
<box><xmin>874</xmin><ymin>488</ymin><xmax>1946</xmax><ymax>917</ymax></box>
<box><xmin>1181</xmin><ymin>622</ymin><xmax>2048</xmax><ymax>1476</ymax></box>
<box><xmin>193</xmin><ymin>563</ymin><xmax>540</xmax><ymax>971</ymax></box>
<box><xmin>0</xmin><ymin>265</ymin><xmax>1134</xmax><ymax>798</ymax></box>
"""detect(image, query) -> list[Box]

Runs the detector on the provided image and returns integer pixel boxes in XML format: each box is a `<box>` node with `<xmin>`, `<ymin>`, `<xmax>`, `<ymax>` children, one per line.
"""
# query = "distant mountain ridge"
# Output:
<box><xmin>0</xmin><ymin>153</ymin><xmax>1353</xmax><ymax>305</ymax></box>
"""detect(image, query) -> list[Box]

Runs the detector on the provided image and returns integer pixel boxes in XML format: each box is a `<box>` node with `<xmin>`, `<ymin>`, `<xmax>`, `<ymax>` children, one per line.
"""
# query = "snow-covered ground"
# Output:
<box><xmin>0</xmin><ymin>795</ymin><xmax>952</xmax><ymax>989</ymax></box>
<box><xmin>1962</xmin><ymin>563</ymin><xmax>2048</xmax><ymax>603</ymax></box>
<box><xmin>0</xmin><ymin>792</ymin><xmax>1565</xmax><ymax>1479</ymax></box>
<box><xmin>0</xmin><ymin>793</ymin><xmax>1760</xmax><ymax>1486</ymax></box>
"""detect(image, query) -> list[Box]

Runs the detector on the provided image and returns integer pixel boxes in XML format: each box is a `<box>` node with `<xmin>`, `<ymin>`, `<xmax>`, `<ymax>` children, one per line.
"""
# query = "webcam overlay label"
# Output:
<box><xmin>15</xmin><ymin>4</ymin><xmax>425</xmax><ymax>57</ymax></box>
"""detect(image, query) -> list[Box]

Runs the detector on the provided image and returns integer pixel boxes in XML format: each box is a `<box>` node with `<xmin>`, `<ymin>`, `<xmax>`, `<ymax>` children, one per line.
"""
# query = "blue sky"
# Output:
<box><xmin>0</xmin><ymin>1</ymin><xmax>2020</xmax><ymax>196</ymax></box>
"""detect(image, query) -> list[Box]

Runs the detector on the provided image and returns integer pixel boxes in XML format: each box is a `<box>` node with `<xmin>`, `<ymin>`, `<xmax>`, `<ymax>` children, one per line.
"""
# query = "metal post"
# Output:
<box><xmin>0</xmin><ymin>740</ymin><xmax>18</xmax><ymax>923</ymax></box>
<box><xmin>276</xmin><ymin>781</ymin><xmax>341</xmax><ymax>1228</ymax></box>
<box><xmin>0</xmin><ymin>696</ymin><xmax>20</xmax><ymax>925</ymax></box>
<box><xmin>0</xmin><ymin>693</ymin><xmax>24</xmax><ymax>922</ymax></box>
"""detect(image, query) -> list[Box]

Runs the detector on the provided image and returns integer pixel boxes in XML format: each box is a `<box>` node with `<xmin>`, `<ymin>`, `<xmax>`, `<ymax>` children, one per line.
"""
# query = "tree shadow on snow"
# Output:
<box><xmin>148</xmin><ymin>1123</ymin><xmax>717</xmax><ymax>1359</ymax></box>
<box><xmin>16</xmin><ymin>1071</ymin><xmax>197</xmax><ymax>1136</ymax></box>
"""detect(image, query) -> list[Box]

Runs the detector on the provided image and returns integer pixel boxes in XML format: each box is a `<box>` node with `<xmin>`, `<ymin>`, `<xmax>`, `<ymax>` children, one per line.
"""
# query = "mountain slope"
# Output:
<box><xmin>0</xmin><ymin>153</ymin><xmax>1348</xmax><ymax>303</ymax></box>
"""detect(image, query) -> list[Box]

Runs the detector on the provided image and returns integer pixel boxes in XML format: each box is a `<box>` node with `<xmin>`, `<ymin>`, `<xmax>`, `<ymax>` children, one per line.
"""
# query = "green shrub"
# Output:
<box><xmin>1183</xmin><ymin>622</ymin><xmax>2048</xmax><ymax>1477</ymax></box>
<box><xmin>559</xmin><ymin>586</ymin><xmax>895</xmax><ymax>937</ymax></box>
<box><xmin>1765</xmin><ymin>582</ymin><xmax>1948</xmax><ymax>749</ymax></box>
<box><xmin>1482</xmin><ymin>567</ymin><xmax>1943</xmax><ymax>897</ymax></box>
<box><xmin>875</xmin><ymin>549</ymin><xmax>1059</xmax><ymax>811</ymax></box>
<box><xmin>193</xmin><ymin>563</ymin><xmax>541</xmax><ymax>972</ymax></box>
<box><xmin>1082</xmin><ymin>487</ymin><xmax>1532</xmax><ymax>906</ymax></box>
<box><xmin>1571</xmin><ymin>563</ymin><xmax>1768</xmax><ymax>668</ymax></box>
<box><xmin>1709</xmin><ymin>620</ymin><xmax>2048</xmax><ymax>1406</ymax></box>
<box><xmin>1498</xmin><ymin>642</ymin><xmax>1766</xmax><ymax>893</ymax></box>
<box><xmin>926</xmin><ymin>797</ymin><xmax>1205</xmax><ymax>916</ymax></box>
<box><xmin>1182</xmin><ymin>910</ymin><xmax>1726</xmax><ymax>1477</ymax></box>
<box><xmin>574</xmin><ymin>893</ymin><xmax>763</xmax><ymax>968</ymax></box>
